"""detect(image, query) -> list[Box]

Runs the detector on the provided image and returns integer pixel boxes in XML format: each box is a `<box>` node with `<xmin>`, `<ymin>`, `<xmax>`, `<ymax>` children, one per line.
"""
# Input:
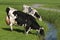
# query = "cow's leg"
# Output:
<box><xmin>36</xmin><ymin>29</ymin><xmax>40</xmax><ymax>34</ymax></box>
<box><xmin>10</xmin><ymin>23</ymin><xmax>13</xmax><ymax>31</ymax></box>
<box><xmin>25</xmin><ymin>27</ymin><xmax>31</xmax><ymax>34</ymax></box>
<box><xmin>39</xmin><ymin>27</ymin><xmax>45</xmax><ymax>36</ymax></box>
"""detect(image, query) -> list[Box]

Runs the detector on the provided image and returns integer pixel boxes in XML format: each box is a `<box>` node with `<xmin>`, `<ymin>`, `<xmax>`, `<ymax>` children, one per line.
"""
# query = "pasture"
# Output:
<box><xmin>0</xmin><ymin>0</ymin><xmax>60</xmax><ymax>40</ymax></box>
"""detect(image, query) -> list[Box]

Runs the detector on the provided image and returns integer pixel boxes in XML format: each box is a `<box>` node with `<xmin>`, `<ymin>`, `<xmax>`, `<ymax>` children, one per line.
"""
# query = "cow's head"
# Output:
<box><xmin>6</xmin><ymin>7</ymin><xmax>10</xmax><ymax>15</ymax></box>
<box><xmin>40</xmin><ymin>27</ymin><xmax>45</xmax><ymax>36</ymax></box>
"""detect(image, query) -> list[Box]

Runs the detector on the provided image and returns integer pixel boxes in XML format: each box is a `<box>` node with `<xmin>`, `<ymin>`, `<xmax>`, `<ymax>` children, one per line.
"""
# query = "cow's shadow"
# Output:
<box><xmin>2</xmin><ymin>28</ymin><xmax>24</xmax><ymax>33</ymax></box>
<box><xmin>2</xmin><ymin>28</ymin><xmax>37</xmax><ymax>35</ymax></box>
<box><xmin>2</xmin><ymin>28</ymin><xmax>11</xmax><ymax>31</ymax></box>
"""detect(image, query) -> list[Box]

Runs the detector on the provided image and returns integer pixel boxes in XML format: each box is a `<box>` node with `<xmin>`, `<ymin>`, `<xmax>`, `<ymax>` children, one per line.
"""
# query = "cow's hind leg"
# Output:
<box><xmin>10</xmin><ymin>23</ymin><xmax>13</xmax><ymax>31</ymax></box>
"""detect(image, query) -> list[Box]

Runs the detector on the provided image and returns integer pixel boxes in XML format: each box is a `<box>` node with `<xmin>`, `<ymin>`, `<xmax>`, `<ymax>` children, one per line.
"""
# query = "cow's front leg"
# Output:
<box><xmin>25</xmin><ymin>27</ymin><xmax>31</xmax><ymax>34</ymax></box>
<box><xmin>10</xmin><ymin>23</ymin><xmax>13</xmax><ymax>31</ymax></box>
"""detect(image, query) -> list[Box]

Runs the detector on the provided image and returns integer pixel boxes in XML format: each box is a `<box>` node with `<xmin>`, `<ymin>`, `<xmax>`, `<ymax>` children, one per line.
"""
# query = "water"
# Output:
<box><xmin>45</xmin><ymin>22</ymin><xmax>57</xmax><ymax>40</ymax></box>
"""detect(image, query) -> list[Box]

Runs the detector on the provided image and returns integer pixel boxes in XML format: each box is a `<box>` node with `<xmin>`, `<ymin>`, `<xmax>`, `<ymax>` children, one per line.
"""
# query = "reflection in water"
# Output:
<box><xmin>45</xmin><ymin>22</ymin><xmax>57</xmax><ymax>40</ymax></box>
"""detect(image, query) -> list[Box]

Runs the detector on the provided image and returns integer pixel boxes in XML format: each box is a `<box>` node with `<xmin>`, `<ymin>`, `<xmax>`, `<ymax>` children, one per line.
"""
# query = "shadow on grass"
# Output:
<box><xmin>28</xmin><ymin>32</ymin><xmax>38</xmax><ymax>35</ymax></box>
<box><xmin>2</xmin><ymin>28</ymin><xmax>24</xmax><ymax>33</ymax></box>
<box><xmin>2</xmin><ymin>28</ymin><xmax>37</xmax><ymax>35</ymax></box>
<box><xmin>2</xmin><ymin>28</ymin><xmax>11</xmax><ymax>31</ymax></box>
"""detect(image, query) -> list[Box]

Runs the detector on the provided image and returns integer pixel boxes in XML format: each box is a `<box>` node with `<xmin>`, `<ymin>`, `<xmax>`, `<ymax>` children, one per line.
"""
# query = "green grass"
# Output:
<box><xmin>0</xmin><ymin>0</ymin><xmax>60</xmax><ymax>4</ymax></box>
<box><xmin>0</xmin><ymin>0</ymin><xmax>60</xmax><ymax>5</ymax></box>
<box><xmin>40</xmin><ymin>4</ymin><xmax>60</xmax><ymax>9</ymax></box>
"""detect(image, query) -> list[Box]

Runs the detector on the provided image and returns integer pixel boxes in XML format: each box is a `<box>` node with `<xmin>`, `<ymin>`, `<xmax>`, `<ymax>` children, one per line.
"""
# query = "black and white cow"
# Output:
<box><xmin>23</xmin><ymin>5</ymin><xmax>42</xmax><ymax>21</ymax></box>
<box><xmin>6</xmin><ymin>7</ymin><xmax>44</xmax><ymax>36</ymax></box>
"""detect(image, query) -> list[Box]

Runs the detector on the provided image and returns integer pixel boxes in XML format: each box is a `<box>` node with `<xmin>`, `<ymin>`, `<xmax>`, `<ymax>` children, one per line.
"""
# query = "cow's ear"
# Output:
<box><xmin>28</xmin><ymin>7</ymin><xmax>32</xmax><ymax>13</ymax></box>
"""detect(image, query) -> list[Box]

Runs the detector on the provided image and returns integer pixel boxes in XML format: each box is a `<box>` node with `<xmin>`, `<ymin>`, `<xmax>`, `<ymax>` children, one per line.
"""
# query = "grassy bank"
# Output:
<box><xmin>37</xmin><ymin>9</ymin><xmax>60</xmax><ymax>40</ymax></box>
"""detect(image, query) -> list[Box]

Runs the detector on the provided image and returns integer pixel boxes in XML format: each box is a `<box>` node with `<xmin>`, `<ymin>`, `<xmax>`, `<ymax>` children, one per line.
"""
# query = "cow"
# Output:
<box><xmin>6</xmin><ymin>7</ymin><xmax>44</xmax><ymax>36</ymax></box>
<box><xmin>23</xmin><ymin>4</ymin><xmax>42</xmax><ymax>21</ymax></box>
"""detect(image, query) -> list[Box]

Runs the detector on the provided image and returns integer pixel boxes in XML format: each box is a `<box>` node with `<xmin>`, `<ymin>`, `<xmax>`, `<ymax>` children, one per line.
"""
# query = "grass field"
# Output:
<box><xmin>0</xmin><ymin>0</ymin><xmax>60</xmax><ymax>40</ymax></box>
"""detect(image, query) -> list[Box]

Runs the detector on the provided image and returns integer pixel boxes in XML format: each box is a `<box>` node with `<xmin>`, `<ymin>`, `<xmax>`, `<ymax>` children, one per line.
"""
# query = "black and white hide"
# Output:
<box><xmin>23</xmin><ymin>5</ymin><xmax>42</xmax><ymax>21</ymax></box>
<box><xmin>6</xmin><ymin>7</ymin><xmax>17</xmax><ymax>31</ymax></box>
<box><xmin>6</xmin><ymin>7</ymin><xmax>44</xmax><ymax>36</ymax></box>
